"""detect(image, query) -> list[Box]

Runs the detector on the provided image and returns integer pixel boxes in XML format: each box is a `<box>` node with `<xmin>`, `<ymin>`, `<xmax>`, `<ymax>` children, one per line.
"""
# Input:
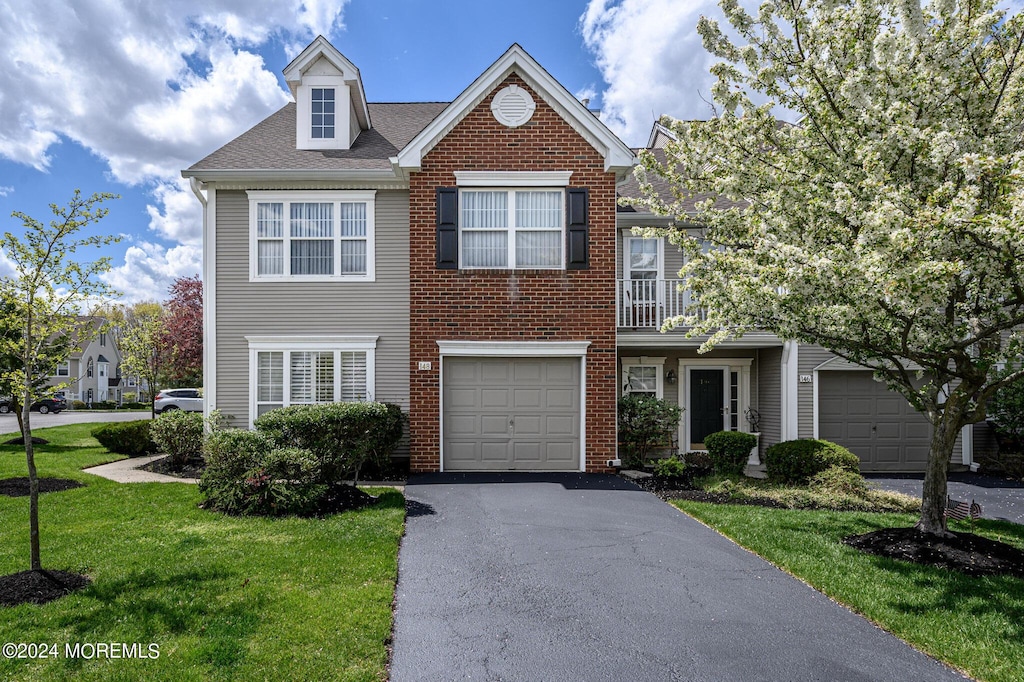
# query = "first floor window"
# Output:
<box><xmin>249</xmin><ymin>336</ymin><xmax>377</xmax><ymax>421</ymax></box>
<box><xmin>621</xmin><ymin>357</ymin><xmax>666</xmax><ymax>399</ymax></box>
<box><xmin>249</xmin><ymin>191</ymin><xmax>376</xmax><ymax>281</ymax></box>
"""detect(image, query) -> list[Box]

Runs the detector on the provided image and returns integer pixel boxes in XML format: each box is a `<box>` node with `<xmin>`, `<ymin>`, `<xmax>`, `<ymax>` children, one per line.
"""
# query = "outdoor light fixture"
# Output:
<box><xmin>665</xmin><ymin>369</ymin><xmax>677</xmax><ymax>385</ymax></box>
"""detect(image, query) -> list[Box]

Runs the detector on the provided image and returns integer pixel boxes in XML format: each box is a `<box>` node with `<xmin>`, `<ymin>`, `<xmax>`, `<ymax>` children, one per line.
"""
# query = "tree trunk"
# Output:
<box><xmin>23</xmin><ymin>380</ymin><xmax>40</xmax><ymax>571</ymax></box>
<box><xmin>916</xmin><ymin>403</ymin><xmax>965</xmax><ymax>537</ymax></box>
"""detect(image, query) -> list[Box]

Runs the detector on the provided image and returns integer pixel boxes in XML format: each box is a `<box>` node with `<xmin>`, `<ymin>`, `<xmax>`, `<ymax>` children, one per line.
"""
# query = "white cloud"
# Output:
<box><xmin>101</xmin><ymin>242</ymin><xmax>203</xmax><ymax>304</ymax></box>
<box><xmin>580</xmin><ymin>0</ymin><xmax>720</xmax><ymax>147</ymax></box>
<box><xmin>0</xmin><ymin>186</ymin><xmax>13</xmax><ymax>197</ymax></box>
<box><xmin>146</xmin><ymin>179</ymin><xmax>205</xmax><ymax>246</ymax></box>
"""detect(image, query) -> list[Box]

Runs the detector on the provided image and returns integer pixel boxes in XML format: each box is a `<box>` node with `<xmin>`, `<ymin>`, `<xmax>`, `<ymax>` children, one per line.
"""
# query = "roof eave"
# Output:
<box><xmin>181</xmin><ymin>168</ymin><xmax>402</xmax><ymax>183</ymax></box>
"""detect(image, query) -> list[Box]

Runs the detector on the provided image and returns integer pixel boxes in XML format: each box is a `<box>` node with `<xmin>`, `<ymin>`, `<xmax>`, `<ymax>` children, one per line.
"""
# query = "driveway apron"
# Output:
<box><xmin>391</xmin><ymin>473</ymin><xmax>965</xmax><ymax>682</ymax></box>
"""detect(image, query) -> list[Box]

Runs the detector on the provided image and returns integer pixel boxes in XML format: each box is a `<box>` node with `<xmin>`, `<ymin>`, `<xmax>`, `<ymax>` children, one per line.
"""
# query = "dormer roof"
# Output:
<box><xmin>395</xmin><ymin>44</ymin><xmax>635</xmax><ymax>179</ymax></box>
<box><xmin>283</xmin><ymin>35</ymin><xmax>371</xmax><ymax>131</ymax></box>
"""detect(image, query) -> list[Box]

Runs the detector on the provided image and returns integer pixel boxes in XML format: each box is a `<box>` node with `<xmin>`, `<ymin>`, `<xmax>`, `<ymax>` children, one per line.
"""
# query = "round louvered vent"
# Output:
<box><xmin>490</xmin><ymin>85</ymin><xmax>536</xmax><ymax>128</ymax></box>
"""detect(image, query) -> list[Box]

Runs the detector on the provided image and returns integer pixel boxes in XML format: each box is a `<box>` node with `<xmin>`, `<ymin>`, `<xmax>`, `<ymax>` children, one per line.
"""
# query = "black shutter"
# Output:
<box><xmin>566</xmin><ymin>187</ymin><xmax>589</xmax><ymax>269</ymax></box>
<box><xmin>436</xmin><ymin>187</ymin><xmax>458</xmax><ymax>269</ymax></box>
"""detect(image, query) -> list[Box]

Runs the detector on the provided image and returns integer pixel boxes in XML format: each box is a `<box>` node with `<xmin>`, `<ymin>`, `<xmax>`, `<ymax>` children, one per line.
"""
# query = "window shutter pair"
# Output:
<box><xmin>435</xmin><ymin>187</ymin><xmax>590</xmax><ymax>269</ymax></box>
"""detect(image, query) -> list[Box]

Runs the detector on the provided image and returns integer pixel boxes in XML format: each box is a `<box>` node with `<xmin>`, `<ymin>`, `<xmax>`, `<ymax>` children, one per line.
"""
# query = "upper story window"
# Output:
<box><xmin>248</xmin><ymin>191</ymin><xmax>376</xmax><ymax>282</ymax></box>
<box><xmin>99</xmin><ymin>331</ymin><xmax>107</xmax><ymax>346</ymax></box>
<box><xmin>311</xmin><ymin>88</ymin><xmax>335</xmax><ymax>139</ymax></box>
<box><xmin>460</xmin><ymin>189</ymin><xmax>563</xmax><ymax>269</ymax></box>
<box><xmin>626</xmin><ymin>235</ymin><xmax>661</xmax><ymax>280</ymax></box>
<box><xmin>98</xmin><ymin>362</ymin><xmax>108</xmax><ymax>379</ymax></box>
<box><xmin>53</xmin><ymin>361</ymin><xmax>70</xmax><ymax>377</ymax></box>
<box><xmin>87</xmin><ymin>358</ymin><xmax>94</xmax><ymax>378</ymax></box>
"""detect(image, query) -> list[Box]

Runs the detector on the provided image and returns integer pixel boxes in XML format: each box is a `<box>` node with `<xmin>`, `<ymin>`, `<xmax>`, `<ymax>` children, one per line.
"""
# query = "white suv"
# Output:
<box><xmin>154</xmin><ymin>388</ymin><xmax>203</xmax><ymax>413</ymax></box>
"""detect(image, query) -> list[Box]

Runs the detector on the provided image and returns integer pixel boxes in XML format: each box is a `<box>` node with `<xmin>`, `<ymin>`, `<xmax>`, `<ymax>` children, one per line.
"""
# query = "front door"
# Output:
<box><xmin>690</xmin><ymin>369</ymin><xmax>724</xmax><ymax>449</ymax></box>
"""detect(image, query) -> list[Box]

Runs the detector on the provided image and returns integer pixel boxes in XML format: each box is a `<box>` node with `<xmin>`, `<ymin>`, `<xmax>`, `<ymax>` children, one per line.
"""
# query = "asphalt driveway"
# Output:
<box><xmin>391</xmin><ymin>473</ymin><xmax>965</xmax><ymax>681</ymax></box>
<box><xmin>866</xmin><ymin>472</ymin><xmax>1024</xmax><ymax>525</ymax></box>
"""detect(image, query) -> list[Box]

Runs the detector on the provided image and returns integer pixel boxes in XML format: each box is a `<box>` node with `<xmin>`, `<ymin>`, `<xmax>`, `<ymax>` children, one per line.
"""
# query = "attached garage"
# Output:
<box><xmin>817</xmin><ymin>370</ymin><xmax>932</xmax><ymax>472</ymax></box>
<box><xmin>442</xmin><ymin>356</ymin><xmax>582</xmax><ymax>471</ymax></box>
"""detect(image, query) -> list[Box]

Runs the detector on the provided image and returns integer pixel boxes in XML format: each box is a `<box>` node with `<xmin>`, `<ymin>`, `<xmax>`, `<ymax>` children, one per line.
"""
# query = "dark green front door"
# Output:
<box><xmin>690</xmin><ymin>369</ymin><xmax>724</xmax><ymax>448</ymax></box>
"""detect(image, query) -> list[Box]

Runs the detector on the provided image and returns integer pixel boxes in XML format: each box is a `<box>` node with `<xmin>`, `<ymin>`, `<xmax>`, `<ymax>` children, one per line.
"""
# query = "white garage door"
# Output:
<box><xmin>443</xmin><ymin>357</ymin><xmax>581</xmax><ymax>471</ymax></box>
<box><xmin>818</xmin><ymin>371</ymin><xmax>932</xmax><ymax>472</ymax></box>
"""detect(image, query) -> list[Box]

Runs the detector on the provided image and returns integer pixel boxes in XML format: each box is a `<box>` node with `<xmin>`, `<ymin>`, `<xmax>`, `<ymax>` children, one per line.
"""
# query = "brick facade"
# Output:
<box><xmin>408</xmin><ymin>74</ymin><xmax>618</xmax><ymax>473</ymax></box>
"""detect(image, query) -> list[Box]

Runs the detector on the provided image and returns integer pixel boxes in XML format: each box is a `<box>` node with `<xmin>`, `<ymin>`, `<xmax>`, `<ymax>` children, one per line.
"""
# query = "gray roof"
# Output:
<box><xmin>187</xmin><ymin>101</ymin><xmax>449</xmax><ymax>172</ymax></box>
<box><xmin>617</xmin><ymin>148</ymin><xmax>746</xmax><ymax>216</ymax></box>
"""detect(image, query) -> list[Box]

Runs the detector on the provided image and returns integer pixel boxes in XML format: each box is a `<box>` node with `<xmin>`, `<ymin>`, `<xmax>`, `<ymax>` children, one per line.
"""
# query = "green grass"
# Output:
<box><xmin>673</xmin><ymin>501</ymin><xmax>1024</xmax><ymax>682</ymax></box>
<box><xmin>0</xmin><ymin>423</ymin><xmax>405</xmax><ymax>681</ymax></box>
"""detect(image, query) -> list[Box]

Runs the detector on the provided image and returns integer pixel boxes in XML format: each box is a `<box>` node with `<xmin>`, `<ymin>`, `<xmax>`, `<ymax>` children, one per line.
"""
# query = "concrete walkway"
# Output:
<box><xmin>392</xmin><ymin>473</ymin><xmax>966</xmax><ymax>682</ymax></box>
<box><xmin>83</xmin><ymin>455</ymin><xmax>198</xmax><ymax>484</ymax></box>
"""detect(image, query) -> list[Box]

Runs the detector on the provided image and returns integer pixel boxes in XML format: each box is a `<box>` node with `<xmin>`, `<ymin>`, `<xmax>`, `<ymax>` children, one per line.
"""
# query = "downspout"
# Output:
<box><xmin>189</xmin><ymin>177</ymin><xmax>213</xmax><ymax>420</ymax></box>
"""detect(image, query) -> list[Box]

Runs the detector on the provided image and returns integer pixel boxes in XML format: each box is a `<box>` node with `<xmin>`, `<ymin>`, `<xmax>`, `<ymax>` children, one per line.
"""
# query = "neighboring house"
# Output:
<box><xmin>183</xmin><ymin>36</ymin><xmax>979</xmax><ymax>473</ymax></box>
<box><xmin>45</xmin><ymin>316</ymin><xmax>124</xmax><ymax>405</ymax></box>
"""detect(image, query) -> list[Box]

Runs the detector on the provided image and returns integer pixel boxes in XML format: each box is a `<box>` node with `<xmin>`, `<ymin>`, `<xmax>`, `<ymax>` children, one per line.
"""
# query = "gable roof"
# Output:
<box><xmin>395</xmin><ymin>44</ymin><xmax>634</xmax><ymax>178</ymax></box>
<box><xmin>183</xmin><ymin>102</ymin><xmax>448</xmax><ymax>181</ymax></box>
<box><xmin>282</xmin><ymin>35</ymin><xmax>371</xmax><ymax>131</ymax></box>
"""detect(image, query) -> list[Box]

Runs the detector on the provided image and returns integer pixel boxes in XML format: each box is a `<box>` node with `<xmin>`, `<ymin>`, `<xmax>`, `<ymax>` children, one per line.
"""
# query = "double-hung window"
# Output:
<box><xmin>247</xmin><ymin>336</ymin><xmax>377</xmax><ymax>423</ymax></box>
<box><xmin>621</xmin><ymin>357</ymin><xmax>666</xmax><ymax>399</ymax></box>
<box><xmin>248</xmin><ymin>191</ymin><xmax>375</xmax><ymax>281</ymax></box>
<box><xmin>460</xmin><ymin>189</ymin><xmax>563</xmax><ymax>269</ymax></box>
<box><xmin>54</xmin><ymin>361</ymin><xmax>70</xmax><ymax>377</ymax></box>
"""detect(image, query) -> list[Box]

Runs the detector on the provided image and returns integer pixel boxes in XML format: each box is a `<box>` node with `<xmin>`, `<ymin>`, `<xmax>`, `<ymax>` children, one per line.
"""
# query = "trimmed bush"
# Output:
<box><xmin>71</xmin><ymin>400</ymin><xmax>87</xmax><ymax>410</ymax></box>
<box><xmin>653</xmin><ymin>456</ymin><xmax>686</xmax><ymax>479</ymax></box>
<box><xmin>617</xmin><ymin>394</ymin><xmax>683</xmax><ymax>468</ymax></box>
<box><xmin>200</xmin><ymin>430</ymin><xmax>326</xmax><ymax>516</ymax></box>
<box><xmin>765</xmin><ymin>438</ymin><xmax>861</xmax><ymax>484</ymax></box>
<box><xmin>704</xmin><ymin>431</ymin><xmax>758</xmax><ymax>477</ymax></box>
<box><xmin>808</xmin><ymin>465</ymin><xmax>869</xmax><ymax>495</ymax></box>
<box><xmin>91</xmin><ymin>400</ymin><xmax>117</xmax><ymax>410</ymax></box>
<box><xmin>254</xmin><ymin>402</ymin><xmax>404</xmax><ymax>483</ymax></box>
<box><xmin>120</xmin><ymin>401</ymin><xmax>149</xmax><ymax>410</ymax></box>
<box><xmin>683</xmin><ymin>451</ymin><xmax>714</xmax><ymax>477</ymax></box>
<box><xmin>150</xmin><ymin>409</ymin><xmax>205</xmax><ymax>465</ymax></box>
<box><xmin>91</xmin><ymin>420</ymin><xmax>156</xmax><ymax>457</ymax></box>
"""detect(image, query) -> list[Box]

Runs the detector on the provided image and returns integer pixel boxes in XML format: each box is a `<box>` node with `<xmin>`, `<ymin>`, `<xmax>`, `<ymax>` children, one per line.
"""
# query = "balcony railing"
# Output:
<box><xmin>616</xmin><ymin>278</ymin><xmax>705</xmax><ymax>329</ymax></box>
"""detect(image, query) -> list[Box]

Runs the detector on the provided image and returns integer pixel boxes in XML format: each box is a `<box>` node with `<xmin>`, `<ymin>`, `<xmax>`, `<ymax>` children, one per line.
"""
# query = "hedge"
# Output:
<box><xmin>764</xmin><ymin>438</ymin><xmax>861</xmax><ymax>484</ymax></box>
<box><xmin>91</xmin><ymin>420</ymin><xmax>157</xmax><ymax>457</ymax></box>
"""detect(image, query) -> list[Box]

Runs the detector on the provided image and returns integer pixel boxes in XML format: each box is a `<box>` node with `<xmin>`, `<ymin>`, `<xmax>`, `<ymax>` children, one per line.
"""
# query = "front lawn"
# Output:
<box><xmin>0</xmin><ymin>423</ymin><xmax>404</xmax><ymax>681</ymax></box>
<box><xmin>674</xmin><ymin>501</ymin><xmax>1024</xmax><ymax>682</ymax></box>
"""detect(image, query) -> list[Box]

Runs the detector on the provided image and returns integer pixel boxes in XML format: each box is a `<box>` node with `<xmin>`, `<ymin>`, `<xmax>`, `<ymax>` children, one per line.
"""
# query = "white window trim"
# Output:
<box><xmin>457</xmin><ymin>187</ymin><xmax>565</xmax><ymax>271</ymax></box>
<box><xmin>296</xmin><ymin>77</ymin><xmax>351</xmax><ymax>151</ymax></box>
<box><xmin>247</xmin><ymin>190</ymin><xmax>376</xmax><ymax>282</ymax></box>
<box><xmin>98</xmin><ymin>362</ymin><xmax>108</xmax><ymax>379</ymax></box>
<box><xmin>246</xmin><ymin>335</ymin><xmax>378</xmax><ymax>428</ymax></box>
<box><xmin>621</xmin><ymin>356</ymin><xmax>666</xmax><ymax>399</ymax></box>
<box><xmin>623</xmin><ymin>232</ymin><xmax>664</xmax><ymax>280</ymax></box>
<box><xmin>454</xmin><ymin>171</ymin><xmax>572</xmax><ymax>187</ymax></box>
<box><xmin>54</xmin><ymin>361</ymin><xmax>70</xmax><ymax>377</ymax></box>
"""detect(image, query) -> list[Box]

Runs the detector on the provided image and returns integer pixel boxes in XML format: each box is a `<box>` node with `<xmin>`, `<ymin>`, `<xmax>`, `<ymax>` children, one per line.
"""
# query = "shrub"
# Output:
<box><xmin>122</xmin><ymin>392</ymin><xmax>138</xmax><ymax>403</ymax></box>
<box><xmin>765</xmin><ymin>439</ymin><xmax>860</xmax><ymax>484</ymax></box>
<box><xmin>150</xmin><ymin>409</ymin><xmax>205</xmax><ymax>465</ymax></box>
<box><xmin>808</xmin><ymin>465</ymin><xmax>868</xmax><ymax>495</ymax></box>
<box><xmin>653</xmin><ymin>456</ymin><xmax>686</xmax><ymax>479</ymax></box>
<box><xmin>704</xmin><ymin>431</ymin><xmax>758</xmax><ymax>477</ymax></box>
<box><xmin>683</xmin><ymin>451</ymin><xmax>714</xmax><ymax>477</ymax></box>
<box><xmin>91</xmin><ymin>420</ymin><xmax>156</xmax><ymax>457</ymax></box>
<box><xmin>254</xmin><ymin>402</ymin><xmax>405</xmax><ymax>483</ymax></box>
<box><xmin>91</xmin><ymin>400</ymin><xmax>117</xmax><ymax>410</ymax></box>
<box><xmin>200</xmin><ymin>430</ymin><xmax>326</xmax><ymax>516</ymax></box>
<box><xmin>617</xmin><ymin>395</ymin><xmax>683</xmax><ymax>468</ymax></box>
<box><xmin>71</xmin><ymin>400</ymin><xmax>86</xmax><ymax>410</ymax></box>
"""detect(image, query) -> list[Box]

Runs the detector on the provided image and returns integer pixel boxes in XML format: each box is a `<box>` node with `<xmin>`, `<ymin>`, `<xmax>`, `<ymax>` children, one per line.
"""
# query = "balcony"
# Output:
<box><xmin>616</xmin><ymin>278</ymin><xmax>705</xmax><ymax>329</ymax></box>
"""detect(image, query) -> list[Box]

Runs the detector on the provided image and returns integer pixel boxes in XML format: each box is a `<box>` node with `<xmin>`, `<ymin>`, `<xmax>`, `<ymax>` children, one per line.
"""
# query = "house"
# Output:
<box><xmin>45</xmin><ymin>316</ymin><xmax>125</xmax><ymax>405</ymax></box>
<box><xmin>183</xmin><ymin>36</ymin><xmax>980</xmax><ymax>473</ymax></box>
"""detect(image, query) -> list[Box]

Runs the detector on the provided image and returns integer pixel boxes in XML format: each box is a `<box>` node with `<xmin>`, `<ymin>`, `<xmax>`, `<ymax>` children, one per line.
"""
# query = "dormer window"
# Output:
<box><xmin>311</xmin><ymin>88</ymin><xmax>335</xmax><ymax>139</ymax></box>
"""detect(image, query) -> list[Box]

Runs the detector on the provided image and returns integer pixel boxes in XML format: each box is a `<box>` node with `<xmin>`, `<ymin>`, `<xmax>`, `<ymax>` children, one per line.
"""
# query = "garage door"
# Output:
<box><xmin>443</xmin><ymin>357</ymin><xmax>581</xmax><ymax>471</ymax></box>
<box><xmin>818</xmin><ymin>371</ymin><xmax>932</xmax><ymax>471</ymax></box>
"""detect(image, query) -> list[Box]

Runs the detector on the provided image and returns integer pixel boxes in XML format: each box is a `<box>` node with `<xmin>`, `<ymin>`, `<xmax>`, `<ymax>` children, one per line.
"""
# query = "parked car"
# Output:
<box><xmin>153</xmin><ymin>388</ymin><xmax>203</xmax><ymax>414</ymax></box>
<box><xmin>0</xmin><ymin>395</ymin><xmax>67</xmax><ymax>414</ymax></box>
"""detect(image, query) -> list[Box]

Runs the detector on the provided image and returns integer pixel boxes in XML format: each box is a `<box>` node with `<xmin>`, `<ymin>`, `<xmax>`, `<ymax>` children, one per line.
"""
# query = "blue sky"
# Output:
<box><xmin>0</xmin><ymin>0</ymin><xmax>728</xmax><ymax>302</ymax></box>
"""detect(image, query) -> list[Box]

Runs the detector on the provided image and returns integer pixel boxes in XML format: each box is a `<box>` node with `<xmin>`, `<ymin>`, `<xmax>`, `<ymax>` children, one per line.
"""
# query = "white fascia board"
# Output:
<box><xmin>437</xmin><ymin>340</ymin><xmax>590</xmax><ymax>357</ymax></box>
<box><xmin>280</xmin><ymin>36</ymin><xmax>371</xmax><ymax>129</ymax></box>
<box><xmin>180</xmin><ymin>168</ymin><xmax>402</xmax><ymax>184</ymax></box>
<box><xmin>396</xmin><ymin>44</ymin><xmax>634</xmax><ymax>174</ymax></box>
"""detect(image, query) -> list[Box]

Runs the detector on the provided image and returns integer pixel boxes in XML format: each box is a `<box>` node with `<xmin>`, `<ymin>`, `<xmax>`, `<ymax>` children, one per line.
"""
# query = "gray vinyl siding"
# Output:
<box><xmin>798</xmin><ymin>344</ymin><xmax>834</xmax><ymax>439</ymax></box>
<box><xmin>213</xmin><ymin>188</ymin><xmax>410</xmax><ymax>428</ymax></box>
<box><xmin>758</xmin><ymin>346</ymin><xmax>783</xmax><ymax>454</ymax></box>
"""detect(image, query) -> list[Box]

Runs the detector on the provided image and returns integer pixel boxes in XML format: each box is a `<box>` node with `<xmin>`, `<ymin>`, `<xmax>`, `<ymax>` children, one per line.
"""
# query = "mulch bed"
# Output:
<box><xmin>844</xmin><ymin>527</ymin><xmax>1024</xmax><ymax>578</ymax></box>
<box><xmin>312</xmin><ymin>483</ymin><xmax>378</xmax><ymax>516</ymax></box>
<box><xmin>0</xmin><ymin>477</ymin><xmax>84</xmax><ymax>497</ymax></box>
<box><xmin>0</xmin><ymin>570</ymin><xmax>91</xmax><ymax>607</ymax></box>
<box><xmin>140</xmin><ymin>455</ymin><xmax>205</xmax><ymax>479</ymax></box>
<box><xmin>3</xmin><ymin>437</ymin><xmax>49</xmax><ymax>445</ymax></box>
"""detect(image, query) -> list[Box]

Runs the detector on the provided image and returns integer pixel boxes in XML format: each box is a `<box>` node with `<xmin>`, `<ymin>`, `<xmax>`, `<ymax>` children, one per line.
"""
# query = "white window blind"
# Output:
<box><xmin>461</xmin><ymin>189</ymin><xmax>563</xmax><ymax>269</ymax></box>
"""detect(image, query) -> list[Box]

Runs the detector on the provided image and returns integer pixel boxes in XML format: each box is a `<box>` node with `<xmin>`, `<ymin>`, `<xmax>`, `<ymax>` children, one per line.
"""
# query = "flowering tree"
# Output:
<box><xmin>635</xmin><ymin>0</ymin><xmax>1024</xmax><ymax>535</ymax></box>
<box><xmin>161</xmin><ymin>275</ymin><xmax>202</xmax><ymax>387</ymax></box>
<box><xmin>119</xmin><ymin>302</ymin><xmax>166</xmax><ymax>418</ymax></box>
<box><xmin>1</xmin><ymin>190</ymin><xmax>119</xmax><ymax>571</ymax></box>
